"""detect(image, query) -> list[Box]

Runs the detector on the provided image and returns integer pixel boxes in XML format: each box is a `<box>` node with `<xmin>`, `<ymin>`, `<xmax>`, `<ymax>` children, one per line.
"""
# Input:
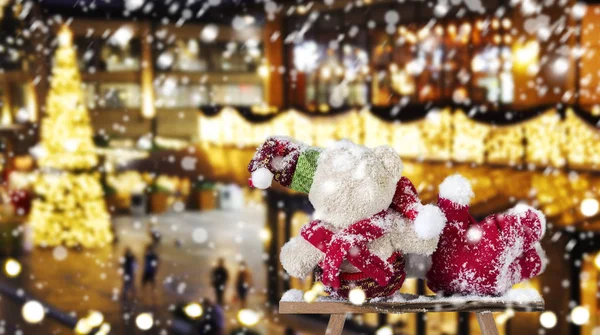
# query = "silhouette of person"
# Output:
<box><xmin>211</xmin><ymin>258</ymin><xmax>229</xmax><ymax>305</ymax></box>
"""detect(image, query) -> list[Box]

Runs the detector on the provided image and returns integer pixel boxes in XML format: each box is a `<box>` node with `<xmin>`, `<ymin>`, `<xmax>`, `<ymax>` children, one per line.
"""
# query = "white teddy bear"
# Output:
<box><xmin>248</xmin><ymin>137</ymin><xmax>446</xmax><ymax>298</ymax></box>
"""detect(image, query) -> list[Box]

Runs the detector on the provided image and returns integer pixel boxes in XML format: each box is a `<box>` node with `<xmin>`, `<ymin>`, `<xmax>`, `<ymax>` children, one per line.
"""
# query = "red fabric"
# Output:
<box><xmin>426</xmin><ymin>197</ymin><xmax>545</xmax><ymax>296</ymax></box>
<box><xmin>390</xmin><ymin>176</ymin><xmax>420</xmax><ymax>220</ymax></box>
<box><xmin>315</xmin><ymin>253</ymin><xmax>406</xmax><ymax>299</ymax></box>
<box><xmin>248</xmin><ymin>137</ymin><xmax>301</xmax><ymax>187</ymax></box>
<box><xmin>301</xmin><ymin>212</ymin><xmax>394</xmax><ymax>288</ymax></box>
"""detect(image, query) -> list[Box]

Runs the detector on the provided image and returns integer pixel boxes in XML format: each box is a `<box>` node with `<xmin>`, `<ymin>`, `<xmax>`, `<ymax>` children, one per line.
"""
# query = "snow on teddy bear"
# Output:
<box><xmin>248</xmin><ymin>136</ymin><xmax>446</xmax><ymax>299</ymax></box>
<box><xmin>426</xmin><ymin>174</ymin><xmax>548</xmax><ymax>296</ymax></box>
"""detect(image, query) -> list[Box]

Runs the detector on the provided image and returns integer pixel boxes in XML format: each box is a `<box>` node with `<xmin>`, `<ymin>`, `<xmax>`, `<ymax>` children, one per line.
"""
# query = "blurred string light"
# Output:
<box><xmin>376</xmin><ymin>325</ymin><xmax>393</xmax><ymax>335</ymax></box>
<box><xmin>237</xmin><ymin>309</ymin><xmax>260</xmax><ymax>327</ymax></box>
<box><xmin>75</xmin><ymin>310</ymin><xmax>104</xmax><ymax>334</ymax></box>
<box><xmin>197</xmin><ymin>106</ymin><xmax>600</xmax><ymax>170</ymax></box>
<box><xmin>595</xmin><ymin>253</ymin><xmax>600</xmax><ymax>270</ymax></box>
<box><xmin>201</xmin><ymin>24</ymin><xmax>219</xmax><ymax>42</ymax></box>
<box><xmin>22</xmin><ymin>301</ymin><xmax>45</xmax><ymax>324</ymax></box>
<box><xmin>540</xmin><ymin>311</ymin><xmax>558</xmax><ymax>329</ymax></box>
<box><xmin>303</xmin><ymin>282</ymin><xmax>326</xmax><ymax>303</ymax></box>
<box><xmin>135</xmin><ymin>313</ymin><xmax>154</xmax><ymax>330</ymax></box>
<box><xmin>183</xmin><ymin>302</ymin><xmax>203</xmax><ymax>319</ymax></box>
<box><xmin>4</xmin><ymin>258</ymin><xmax>22</xmax><ymax>277</ymax></box>
<box><xmin>348</xmin><ymin>288</ymin><xmax>366</xmax><ymax>305</ymax></box>
<box><xmin>580</xmin><ymin>198</ymin><xmax>599</xmax><ymax>217</ymax></box>
<box><xmin>571</xmin><ymin>306</ymin><xmax>590</xmax><ymax>325</ymax></box>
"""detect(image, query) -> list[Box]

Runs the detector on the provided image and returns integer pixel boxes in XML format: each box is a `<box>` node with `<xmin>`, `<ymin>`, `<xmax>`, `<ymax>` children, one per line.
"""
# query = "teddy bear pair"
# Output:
<box><xmin>248</xmin><ymin>137</ymin><xmax>547</xmax><ymax>299</ymax></box>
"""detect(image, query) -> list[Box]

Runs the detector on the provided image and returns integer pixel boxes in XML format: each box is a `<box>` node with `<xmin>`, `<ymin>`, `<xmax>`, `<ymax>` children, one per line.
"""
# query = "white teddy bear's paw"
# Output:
<box><xmin>413</xmin><ymin>204</ymin><xmax>446</xmax><ymax>240</ymax></box>
<box><xmin>280</xmin><ymin>237</ymin><xmax>324</xmax><ymax>278</ymax></box>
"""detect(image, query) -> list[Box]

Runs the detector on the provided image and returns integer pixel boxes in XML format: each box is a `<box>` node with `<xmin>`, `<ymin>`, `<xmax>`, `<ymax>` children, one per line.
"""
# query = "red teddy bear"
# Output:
<box><xmin>426</xmin><ymin>174</ymin><xmax>547</xmax><ymax>296</ymax></box>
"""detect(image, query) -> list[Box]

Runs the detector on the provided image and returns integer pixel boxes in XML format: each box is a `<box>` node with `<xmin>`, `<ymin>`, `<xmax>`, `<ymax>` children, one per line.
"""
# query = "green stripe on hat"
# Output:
<box><xmin>290</xmin><ymin>148</ymin><xmax>321</xmax><ymax>193</ymax></box>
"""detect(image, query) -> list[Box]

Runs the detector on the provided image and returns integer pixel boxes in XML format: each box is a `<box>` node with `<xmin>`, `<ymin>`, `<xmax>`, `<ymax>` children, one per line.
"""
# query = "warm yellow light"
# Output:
<box><xmin>461</xmin><ymin>23</ymin><xmax>472</xmax><ymax>33</ymax></box>
<box><xmin>389</xmin><ymin>63</ymin><xmax>398</xmax><ymax>72</ymax></box>
<box><xmin>540</xmin><ymin>311</ymin><xmax>557</xmax><ymax>329</ymax></box>
<box><xmin>417</xmin><ymin>28</ymin><xmax>429</xmax><ymax>40</ymax></box>
<box><xmin>571</xmin><ymin>306</ymin><xmax>590</xmax><ymax>325</ymax></box>
<box><xmin>476</xmin><ymin>19</ymin><xmax>485</xmax><ymax>30</ymax></box>
<box><xmin>75</xmin><ymin>318</ymin><xmax>93</xmax><ymax>334</ymax></box>
<box><xmin>57</xmin><ymin>25</ymin><xmax>73</xmax><ymax>47</ymax></box>
<box><xmin>376</xmin><ymin>325</ymin><xmax>393</xmax><ymax>335</ymax></box>
<box><xmin>321</xmin><ymin>67</ymin><xmax>331</xmax><ymax>79</ymax></box>
<box><xmin>491</xmin><ymin>18</ymin><xmax>500</xmax><ymax>29</ymax></box>
<box><xmin>4</xmin><ymin>258</ymin><xmax>21</xmax><ymax>277</ymax></box>
<box><xmin>501</xmin><ymin>18</ymin><xmax>512</xmax><ymax>29</ymax></box>
<box><xmin>96</xmin><ymin>323</ymin><xmax>111</xmax><ymax>335</ymax></box>
<box><xmin>594</xmin><ymin>253</ymin><xmax>600</xmax><ymax>270</ymax></box>
<box><xmin>303</xmin><ymin>290</ymin><xmax>317</xmax><ymax>302</ymax></box>
<box><xmin>258</xmin><ymin>64</ymin><xmax>269</xmax><ymax>78</ymax></box>
<box><xmin>503</xmin><ymin>35</ymin><xmax>512</xmax><ymax>44</ymax></box>
<box><xmin>87</xmin><ymin>311</ymin><xmax>104</xmax><ymax>328</ymax></box>
<box><xmin>184</xmin><ymin>303</ymin><xmax>203</xmax><ymax>319</ymax></box>
<box><xmin>514</xmin><ymin>41</ymin><xmax>540</xmax><ymax>66</ymax></box>
<box><xmin>447</xmin><ymin>24</ymin><xmax>457</xmax><ymax>35</ymax></box>
<box><xmin>348</xmin><ymin>288</ymin><xmax>366</xmax><ymax>305</ymax></box>
<box><xmin>22</xmin><ymin>301</ymin><xmax>45</xmax><ymax>324</ymax></box>
<box><xmin>135</xmin><ymin>313</ymin><xmax>153</xmax><ymax>330</ymax></box>
<box><xmin>580</xmin><ymin>198</ymin><xmax>599</xmax><ymax>217</ymax></box>
<box><xmin>238</xmin><ymin>309</ymin><xmax>260</xmax><ymax>327</ymax></box>
<box><xmin>493</xmin><ymin>34</ymin><xmax>501</xmax><ymax>44</ymax></box>
<box><xmin>435</xmin><ymin>25</ymin><xmax>444</xmax><ymax>36</ymax></box>
<box><xmin>259</xmin><ymin>227</ymin><xmax>271</xmax><ymax>242</ymax></box>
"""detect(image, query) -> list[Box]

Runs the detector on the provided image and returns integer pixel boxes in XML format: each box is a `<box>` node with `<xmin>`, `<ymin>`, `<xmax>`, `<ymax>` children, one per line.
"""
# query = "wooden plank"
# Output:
<box><xmin>325</xmin><ymin>314</ymin><xmax>346</xmax><ymax>335</ymax></box>
<box><xmin>279</xmin><ymin>299</ymin><xmax>544</xmax><ymax>315</ymax></box>
<box><xmin>476</xmin><ymin>312</ymin><xmax>500</xmax><ymax>335</ymax></box>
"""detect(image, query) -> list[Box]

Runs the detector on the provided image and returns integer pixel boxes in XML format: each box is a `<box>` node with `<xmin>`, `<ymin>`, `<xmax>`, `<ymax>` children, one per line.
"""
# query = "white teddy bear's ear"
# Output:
<box><xmin>374</xmin><ymin>146</ymin><xmax>403</xmax><ymax>180</ymax></box>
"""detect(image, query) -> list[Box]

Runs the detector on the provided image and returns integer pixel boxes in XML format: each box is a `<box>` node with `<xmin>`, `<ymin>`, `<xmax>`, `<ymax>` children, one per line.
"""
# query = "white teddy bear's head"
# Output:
<box><xmin>309</xmin><ymin>140</ymin><xmax>403</xmax><ymax>229</ymax></box>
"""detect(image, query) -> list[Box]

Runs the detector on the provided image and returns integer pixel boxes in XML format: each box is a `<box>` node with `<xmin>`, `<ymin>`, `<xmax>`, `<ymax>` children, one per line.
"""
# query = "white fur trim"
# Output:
<box><xmin>413</xmin><ymin>204</ymin><xmax>446</xmax><ymax>240</ymax></box>
<box><xmin>280</xmin><ymin>237</ymin><xmax>324</xmax><ymax>278</ymax></box>
<box><xmin>439</xmin><ymin>174</ymin><xmax>473</xmax><ymax>206</ymax></box>
<box><xmin>534</xmin><ymin>242</ymin><xmax>548</xmax><ymax>274</ymax></box>
<box><xmin>251</xmin><ymin>168</ymin><xmax>273</xmax><ymax>189</ymax></box>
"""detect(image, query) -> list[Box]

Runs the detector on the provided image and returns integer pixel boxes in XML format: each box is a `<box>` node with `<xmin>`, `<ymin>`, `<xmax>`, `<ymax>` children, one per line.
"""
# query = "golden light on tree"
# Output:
<box><xmin>27</xmin><ymin>25</ymin><xmax>112</xmax><ymax>248</ymax></box>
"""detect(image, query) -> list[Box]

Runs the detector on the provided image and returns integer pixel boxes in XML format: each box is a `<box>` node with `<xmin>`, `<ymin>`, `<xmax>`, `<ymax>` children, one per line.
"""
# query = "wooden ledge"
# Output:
<box><xmin>279</xmin><ymin>289</ymin><xmax>545</xmax><ymax>315</ymax></box>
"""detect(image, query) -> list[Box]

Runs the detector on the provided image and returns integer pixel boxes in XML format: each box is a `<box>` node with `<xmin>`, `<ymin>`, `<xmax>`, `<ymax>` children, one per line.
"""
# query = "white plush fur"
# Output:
<box><xmin>389</xmin><ymin>212</ymin><xmax>440</xmax><ymax>256</ymax></box>
<box><xmin>309</xmin><ymin>140</ymin><xmax>403</xmax><ymax>229</ymax></box>
<box><xmin>413</xmin><ymin>204</ymin><xmax>446</xmax><ymax>240</ymax></box>
<box><xmin>280</xmin><ymin>237</ymin><xmax>324</xmax><ymax>278</ymax></box>
<box><xmin>439</xmin><ymin>174</ymin><xmax>474</xmax><ymax>206</ymax></box>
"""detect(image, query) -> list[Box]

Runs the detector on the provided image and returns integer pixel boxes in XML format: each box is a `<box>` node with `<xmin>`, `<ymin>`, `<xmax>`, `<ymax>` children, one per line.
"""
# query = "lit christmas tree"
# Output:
<box><xmin>28</xmin><ymin>25</ymin><xmax>112</xmax><ymax>248</ymax></box>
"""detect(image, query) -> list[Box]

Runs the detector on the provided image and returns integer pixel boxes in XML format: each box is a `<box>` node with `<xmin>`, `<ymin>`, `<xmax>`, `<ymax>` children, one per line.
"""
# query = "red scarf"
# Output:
<box><xmin>300</xmin><ymin>211</ymin><xmax>394</xmax><ymax>289</ymax></box>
